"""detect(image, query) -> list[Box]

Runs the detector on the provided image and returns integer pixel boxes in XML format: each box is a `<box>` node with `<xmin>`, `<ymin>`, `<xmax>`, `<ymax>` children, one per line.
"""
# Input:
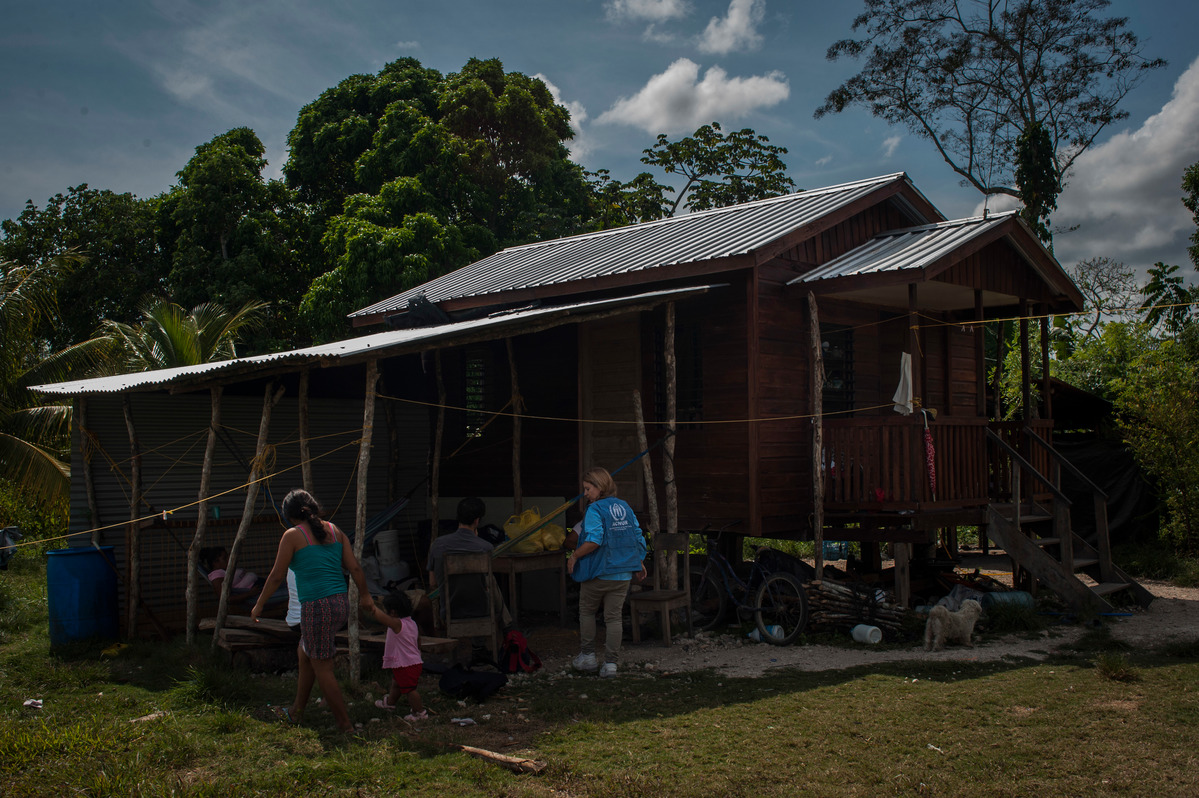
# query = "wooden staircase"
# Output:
<box><xmin>984</xmin><ymin>430</ymin><xmax>1153</xmax><ymax>614</ymax></box>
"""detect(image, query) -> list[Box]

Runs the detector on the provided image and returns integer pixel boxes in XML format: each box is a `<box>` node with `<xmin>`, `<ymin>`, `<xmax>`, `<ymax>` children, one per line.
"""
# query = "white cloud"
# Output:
<box><xmin>882</xmin><ymin>135</ymin><xmax>902</xmax><ymax>159</ymax></box>
<box><xmin>815</xmin><ymin>154</ymin><xmax>834</xmax><ymax>167</ymax></box>
<box><xmin>395</xmin><ymin>40</ymin><xmax>420</xmax><ymax>50</ymax></box>
<box><xmin>597</xmin><ymin>58</ymin><xmax>789</xmax><ymax>134</ymax></box>
<box><xmin>534</xmin><ymin>74</ymin><xmax>593</xmax><ymax>159</ymax></box>
<box><xmin>605</xmin><ymin>0</ymin><xmax>690</xmax><ymax>23</ymax></box>
<box><xmin>697</xmin><ymin>0</ymin><xmax>765</xmax><ymax>55</ymax></box>
<box><xmin>1050</xmin><ymin>56</ymin><xmax>1199</xmax><ymax>277</ymax></box>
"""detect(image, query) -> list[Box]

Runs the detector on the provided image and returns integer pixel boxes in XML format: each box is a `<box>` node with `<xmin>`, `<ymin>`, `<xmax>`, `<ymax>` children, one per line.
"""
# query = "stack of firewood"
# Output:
<box><xmin>806</xmin><ymin>579</ymin><xmax>908</xmax><ymax>634</ymax></box>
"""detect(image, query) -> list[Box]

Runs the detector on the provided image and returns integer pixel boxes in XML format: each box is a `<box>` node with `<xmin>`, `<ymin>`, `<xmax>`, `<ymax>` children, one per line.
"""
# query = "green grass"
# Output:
<box><xmin>4</xmin><ymin>556</ymin><xmax>1199</xmax><ymax>797</ymax></box>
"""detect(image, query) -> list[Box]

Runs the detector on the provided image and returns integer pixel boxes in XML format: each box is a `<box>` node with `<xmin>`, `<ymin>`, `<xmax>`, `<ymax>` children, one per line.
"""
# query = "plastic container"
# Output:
<box><xmin>980</xmin><ymin>590</ymin><xmax>1034</xmax><ymax>611</ymax></box>
<box><xmin>748</xmin><ymin>625</ymin><xmax>783</xmax><ymax>642</ymax></box>
<box><xmin>374</xmin><ymin>529</ymin><xmax>407</xmax><ymax>583</ymax></box>
<box><xmin>47</xmin><ymin>546</ymin><xmax>119</xmax><ymax>646</ymax></box>
<box><xmin>851</xmin><ymin>623</ymin><xmax>882</xmax><ymax>644</ymax></box>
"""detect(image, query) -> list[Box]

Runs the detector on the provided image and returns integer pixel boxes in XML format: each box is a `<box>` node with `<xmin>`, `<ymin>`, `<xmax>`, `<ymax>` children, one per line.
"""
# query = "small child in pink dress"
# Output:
<box><xmin>370</xmin><ymin>591</ymin><xmax>426</xmax><ymax>722</ymax></box>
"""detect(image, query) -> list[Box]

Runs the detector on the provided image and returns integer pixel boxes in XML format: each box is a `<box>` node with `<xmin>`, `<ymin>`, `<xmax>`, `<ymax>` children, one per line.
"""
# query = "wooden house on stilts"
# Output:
<box><xmin>37</xmin><ymin>172</ymin><xmax>1149</xmax><ymax>642</ymax></box>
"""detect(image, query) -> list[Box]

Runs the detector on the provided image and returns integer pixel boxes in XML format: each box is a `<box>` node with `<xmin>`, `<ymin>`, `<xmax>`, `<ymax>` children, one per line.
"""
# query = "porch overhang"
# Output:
<box><xmin>33</xmin><ymin>284</ymin><xmax>720</xmax><ymax>397</ymax></box>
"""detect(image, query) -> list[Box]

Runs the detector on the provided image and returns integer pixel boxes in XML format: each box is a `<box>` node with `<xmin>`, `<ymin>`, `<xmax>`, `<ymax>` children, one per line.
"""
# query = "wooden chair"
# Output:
<box><xmin>442</xmin><ymin>552</ymin><xmax>501</xmax><ymax>659</ymax></box>
<box><xmin>628</xmin><ymin>532</ymin><xmax>693</xmax><ymax>645</ymax></box>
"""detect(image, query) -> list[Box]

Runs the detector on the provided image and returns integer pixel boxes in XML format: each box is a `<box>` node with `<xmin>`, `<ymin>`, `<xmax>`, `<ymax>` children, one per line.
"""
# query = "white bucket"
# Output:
<box><xmin>374</xmin><ymin>529</ymin><xmax>407</xmax><ymax>583</ymax></box>
<box><xmin>851</xmin><ymin>624</ymin><xmax>882</xmax><ymax>644</ymax></box>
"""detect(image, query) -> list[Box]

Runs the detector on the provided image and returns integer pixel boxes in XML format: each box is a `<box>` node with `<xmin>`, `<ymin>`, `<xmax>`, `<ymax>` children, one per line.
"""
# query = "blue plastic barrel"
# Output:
<box><xmin>47</xmin><ymin>546</ymin><xmax>119</xmax><ymax>646</ymax></box>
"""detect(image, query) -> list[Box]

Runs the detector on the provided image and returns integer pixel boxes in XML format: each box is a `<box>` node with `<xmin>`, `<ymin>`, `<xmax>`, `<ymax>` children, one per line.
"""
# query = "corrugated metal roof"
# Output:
<box><xmin>350</xmin><ymin>173</ymin><xmax>918</xmax><ymax>319</ymax></box>
<box><xmin>789</xmin><ymin>211</ymin><xmax>1020</xmax><ymax>285</ymax></box>
<box><xmin>35</xmin><ymin>285</ymin><xmax>714</xmax><ymax>396</ymax></box>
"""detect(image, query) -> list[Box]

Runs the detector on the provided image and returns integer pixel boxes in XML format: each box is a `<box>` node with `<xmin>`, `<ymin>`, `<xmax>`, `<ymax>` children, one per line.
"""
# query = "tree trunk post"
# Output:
<box><xmin>349</xmin><ymin>359</ymin><xmax>379</xmax><ymax>685</ymax></box>
<box><xmin>78</xmin><ymin>398</ymin><xmax>102</xmax><ymax>546</ymax></box>
<box><xmin>664</xmin><ymin>303</ymin><xmax>678</xmax><ymax>540</ymax></box>
<box><xmin>507</xmin><ymin>338</ymin><xmax>524</xmax><ymax>514</ymax></box>
<box><xmin>808</xmin><ymin>293</ymin><xmax>825</xmax><ymax>581</ymax></box>
<box><xmin>430</xmin><ymin>352</ymin><xmax>445</xmax><ymax>547</ymax></box>
<box><xmin>187</xmin><ymin>386</ymin><xmax>222</xmax><ymax>646</ymax></box>
<box><xmin>123</xmin><ymin>395</ymin><xmax>142</xmax><ymax>639</ymax></box>
<box><xmin>213</xmin><ymin>381</ymin><xmax>284</xmax><ymax>650</ymax></box>
<box><xmin>632</xmin><ymin>389</ymin><xmax>664</xmax><ymax>582</ymax></box>
<box><xmin>299</xmin><ymin>368</ymin><xmax>313</xmax><ymax>492</ymax></box>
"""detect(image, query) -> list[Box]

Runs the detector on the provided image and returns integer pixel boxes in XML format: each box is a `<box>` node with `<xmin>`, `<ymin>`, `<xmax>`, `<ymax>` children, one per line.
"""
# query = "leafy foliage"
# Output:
<box><xmin>160</xmin><ymin>128</ymin><xmax>308</xmax><ymax>351</ymax></box>
<box><xmin>98</xmin><ymin>298</ymin><xmax>269</xmax><ymax>371</ymax></box>
<box><xmin>817</xmin><ymin>0</ymin><xmax>1165</xmax><ymax>240</ymax></box>
<box><xmin>0</xmin><ymin>185</ymin><xmax>166</xmax><ymax>349</ymax></box>
<box><xmin>1140</xmin><ymin>261</ymin><xmax>1199</xmax><ymax>337</ymax></box>
<box><xmin>641</xmin><ymin>122</ymin><xmax>796</xmax><ymax>216</ymax></box>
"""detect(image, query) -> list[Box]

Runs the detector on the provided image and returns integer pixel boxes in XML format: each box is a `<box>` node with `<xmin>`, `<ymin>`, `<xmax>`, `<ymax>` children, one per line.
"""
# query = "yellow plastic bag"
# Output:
<box><xmin>537</xmin><ymin>523</ymin><xmax>566</xmax><ymax>551</ymax></box>
<box><xmin>504</xmin><ymin>508</ymin><xmax>544</xmax><ymax>553</ymax></box>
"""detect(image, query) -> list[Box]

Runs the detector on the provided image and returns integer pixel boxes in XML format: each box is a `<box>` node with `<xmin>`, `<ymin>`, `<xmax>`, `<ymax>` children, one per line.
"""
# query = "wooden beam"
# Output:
<box><xmin>299</xmin><ymin>369</ymin><xmax>313</xmax><ymax>492</ymax></box>
<box><xmin>213</xmin><ymin>381</ymin><xmax>285</xmax><ymax>651</ymax></box>
<box><xmin>507</xmin><ymin>338</ymin><xmax>523</xmax><ymax>514</ymax></box>
<box><xmin>187</xmin><ymin>386</ymin><xmax>222</xmax><ymax>646</ymax></box>
<box><xmin>350</xmin><ymin>359</ymin><xmax>379</xmax><ymax>685</ymax></box>
<box><xmin>123</xmin><ymin>395</ymin><xmax>142</xmax><ymax>640</ymax></box>
<box><xmin>809</xmin><ymin>292</ymin><xmax>825</xmax><ymax>581</ymax></box>
<box><xmin>664</xmin><ymin>302</ymin><xmax>678</xmax><ymax>537</ymax></box>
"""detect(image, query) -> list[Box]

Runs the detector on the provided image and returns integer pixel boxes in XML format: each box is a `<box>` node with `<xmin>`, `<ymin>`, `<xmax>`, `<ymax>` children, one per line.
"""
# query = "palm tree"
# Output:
<box><xmin>100</xmin><ymin>299</ymin><xmax>269</xmax><ymax>370</ymax></box>
<box><xmin>0</xmin><ymin>254</ymin><xmax>105</xmax><ymax>505</ymax></box>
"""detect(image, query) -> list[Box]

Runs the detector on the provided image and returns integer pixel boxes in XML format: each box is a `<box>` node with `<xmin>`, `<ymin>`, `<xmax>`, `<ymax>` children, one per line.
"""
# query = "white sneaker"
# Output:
<box><xmin>572</xmin><ymin>652</ymin><xmax>598</xmax><ymax>672</ymax></box>
<box><xmin>599</xmin><ymin>662</ymin><xmax>618</xmax><ymax>678</ymax></box>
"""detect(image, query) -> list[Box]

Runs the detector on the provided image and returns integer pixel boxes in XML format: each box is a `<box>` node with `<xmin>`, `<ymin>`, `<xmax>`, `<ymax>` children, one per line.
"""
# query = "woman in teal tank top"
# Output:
<box><xmin>252</xmin><ymin>489</ymin><xmax>374</xmax><ymax>733</ymax></box>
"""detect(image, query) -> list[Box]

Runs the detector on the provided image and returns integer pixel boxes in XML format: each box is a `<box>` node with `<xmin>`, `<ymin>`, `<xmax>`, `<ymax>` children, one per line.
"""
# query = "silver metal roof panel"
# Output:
<box><xmin>351</xmin><ymin>173</ymin><xmax>915</xmax><ymax>319</ymax></box>
<box><xmin>34</xmin><ymin>285</ymin><xmax>715</xmax><ymax>396</ymax></box>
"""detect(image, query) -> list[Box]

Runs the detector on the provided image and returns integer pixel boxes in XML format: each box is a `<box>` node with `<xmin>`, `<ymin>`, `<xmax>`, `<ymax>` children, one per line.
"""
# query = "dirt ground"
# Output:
<box><xmin>520</xmin><ymin>553</ymin><xmax>1199</xmax><ymax>680</ymax></box>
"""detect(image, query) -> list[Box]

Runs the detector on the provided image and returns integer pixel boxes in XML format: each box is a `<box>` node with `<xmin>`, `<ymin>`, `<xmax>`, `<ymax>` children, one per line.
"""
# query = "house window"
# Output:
<box><xmin>463</xmin><ymin>345</ymin><xmax>494</xmax><ymax>439</ymax></box>
<box><xmin>821</xmin><ymin>324</ymin><xmax>854</xmax><ymax>415</ymax></box>
<box><xmin>655</xmin><ymin>323</ymin><xmax>703</xmax><ymax>428</ymax></box>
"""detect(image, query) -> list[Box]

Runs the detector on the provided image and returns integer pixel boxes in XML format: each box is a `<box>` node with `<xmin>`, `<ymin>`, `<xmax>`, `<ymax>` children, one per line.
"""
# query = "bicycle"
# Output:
<box><xmin>688</xmin><ymin>526</ymin><xmax>809</xmax><ymax>645</ymax></box>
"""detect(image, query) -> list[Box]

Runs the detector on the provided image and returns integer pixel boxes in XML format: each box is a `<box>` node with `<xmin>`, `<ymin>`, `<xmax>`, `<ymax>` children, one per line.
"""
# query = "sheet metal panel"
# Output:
<box><xmin>350</xmin><ymin>174</ymin><xmax>912</xmax><ymax>318</ymax></box>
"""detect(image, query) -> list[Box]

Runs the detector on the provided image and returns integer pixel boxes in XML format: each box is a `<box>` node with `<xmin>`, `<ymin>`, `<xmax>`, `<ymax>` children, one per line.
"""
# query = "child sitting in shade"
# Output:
<box><xmin>200</xmin><ymin>546</ymin><xmax>262</xmax><ymax>594</ymax></box>
<box><xmin>370</xmin><ymin>591</ymin><xmax>427</xmax><ymax>722</ymax></box>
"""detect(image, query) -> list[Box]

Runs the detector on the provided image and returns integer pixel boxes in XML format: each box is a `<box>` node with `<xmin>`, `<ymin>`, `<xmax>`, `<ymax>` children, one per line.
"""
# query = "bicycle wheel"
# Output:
<box><xmin>689</xmin><ymin>567</ymin><xmax>727</xmax><ymax>631</ymax></box>
<box><xmin>753</xmin><ymin>572</ymin><xmax>808</xmax><ymax>645</ymax></box>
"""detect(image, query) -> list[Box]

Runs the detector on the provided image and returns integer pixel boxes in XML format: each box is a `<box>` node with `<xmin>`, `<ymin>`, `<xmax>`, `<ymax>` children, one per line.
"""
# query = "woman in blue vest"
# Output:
<box><xmin>567</xmin><ymin>467</ymin><xmax>647</xmax><ymax>678</ymax></box>
<box><xmin>251</xmin><ymin>489</ymin><xmax>374</xmax><ymax>732</ymax></box>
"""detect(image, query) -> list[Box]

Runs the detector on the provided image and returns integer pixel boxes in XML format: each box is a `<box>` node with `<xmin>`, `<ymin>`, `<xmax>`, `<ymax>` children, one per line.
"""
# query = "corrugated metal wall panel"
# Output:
<box><xmin>68</xmin><ymin>390</ymin><xmax>428</xmax><ymax>635</ymax></box>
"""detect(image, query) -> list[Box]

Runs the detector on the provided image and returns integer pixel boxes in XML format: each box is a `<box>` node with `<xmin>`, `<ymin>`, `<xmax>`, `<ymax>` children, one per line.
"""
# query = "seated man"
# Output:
<box><xmin>425</xmin><ymin>497</ymin><xmax>513</xmax><ymax>630</ymax></box>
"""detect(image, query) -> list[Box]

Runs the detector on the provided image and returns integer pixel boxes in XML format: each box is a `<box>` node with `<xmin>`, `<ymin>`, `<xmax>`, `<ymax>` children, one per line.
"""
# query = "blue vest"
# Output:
<box><xmin>572</xmin><ymin>497</ymin><xmax>646</xmax><ymax>582</ymax></box>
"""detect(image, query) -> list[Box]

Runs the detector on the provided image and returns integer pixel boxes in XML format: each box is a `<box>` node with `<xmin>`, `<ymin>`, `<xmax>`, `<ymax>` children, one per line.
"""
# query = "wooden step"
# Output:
<box><xmin>1034</xmin><ymin>537</ymin><xmax>1060</xmax><ymax>547</ymax></box>
<box><xmin>1091</xmin><ymin>582</ymin><xmax>1131</xmax><ymax>597</ymax></box>
<box><xmin>1072</xmin><ymin>557</ymin><xmax>1099</xmax><ymax>570</ymax></box>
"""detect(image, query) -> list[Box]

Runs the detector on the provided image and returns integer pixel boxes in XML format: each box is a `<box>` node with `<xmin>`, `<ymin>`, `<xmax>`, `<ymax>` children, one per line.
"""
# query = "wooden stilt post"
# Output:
<box><xmin>350</xmin><ymin>359</ymin><xmax>379</xmax><ymax>685</ymax></box>
<box><xmin>299</xmin><ymin>369</ymin><xmax>313</xmax><ymax>492</ymax></box>
<box><xmin>78</xmin><ymin>398</ymin><xmax>102</xmax><ymax>545</ymax></box>
<box><xmin>664</xmin><ymin>303</ymin><xmax>678</xmax><ymax>538</ymax></box>
<box><xmin>1039</xmin><ymin>305</ymin><xmax>1051</xmax><ymax>421</ymax></box>
<box><xmin>808</xmin><ymin>293</ymin><xmax>825</xmax><ymax>581</ymax></box>
<box><xmin>430</xmin><ymin>352</ymin><xmax>445</xmax><ymax>547</ymax></box>
<box><xmin>187</xmin><ymin>386</ymin><xmax>222</xmax><ymax>645</ymax></box>
<box><xmin>632</xmin><ymin>389</ymin><xmax>665</xmax><ymax>582</ymax></box>
<box><xmin>507</xmin><ymin>338</ymin><xmax>524</xmax><ymax>514</ymax></box>
<box><xmin>213</xmin><ymin>381</ymin><xmax>284</xmax><ymax>649</ymax></box>
<box><xmin>123</xmin><ymin>395</ymin><xmax>142</xmax><ymax>639</ymax></box>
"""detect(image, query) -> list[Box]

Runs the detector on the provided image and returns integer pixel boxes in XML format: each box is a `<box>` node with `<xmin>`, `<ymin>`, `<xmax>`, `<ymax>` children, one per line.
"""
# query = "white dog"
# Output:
<box><xmin>923</xmin><ymin>599</ymin><xmax>983</xmax><ymax>651</ymax></box>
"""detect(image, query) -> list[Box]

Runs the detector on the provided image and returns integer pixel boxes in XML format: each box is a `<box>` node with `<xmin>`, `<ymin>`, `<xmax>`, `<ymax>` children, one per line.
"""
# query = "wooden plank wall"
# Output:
<box><xmin>579</xmin><ymin>316</ymin><xmax>645</xmax><ymax>511</ymax></box>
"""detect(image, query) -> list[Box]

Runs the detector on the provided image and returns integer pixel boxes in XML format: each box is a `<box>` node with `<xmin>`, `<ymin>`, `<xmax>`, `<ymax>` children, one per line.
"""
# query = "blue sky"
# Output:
<box><xmin>3</xmin><ymin>0</ymin><xmax>1198</xmax><ymax>279</ymax></box>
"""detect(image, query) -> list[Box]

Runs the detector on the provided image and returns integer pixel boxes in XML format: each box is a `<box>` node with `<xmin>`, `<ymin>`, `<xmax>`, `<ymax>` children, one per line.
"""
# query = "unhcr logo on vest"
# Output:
<box><xmin>610</xmin><ymin>502</ymin><xmax>628</xmax><ymax>522</ymax></box>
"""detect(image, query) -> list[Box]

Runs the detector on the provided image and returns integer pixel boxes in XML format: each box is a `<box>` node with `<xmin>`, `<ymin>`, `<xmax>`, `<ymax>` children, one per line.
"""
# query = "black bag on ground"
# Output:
<box><xmin>498</xmin><ymin>629</ymin><xmax>542</xmax><ymax>674</ymax></box>
<box><xmin>755</xmin><ymin>546</ymin><xmax>816</xmax><ymax>582</ymax></box>
<box><xmin>438</xmin><ymin>665</ymin><xmax>507</xmax><ymax>701</ymax></box>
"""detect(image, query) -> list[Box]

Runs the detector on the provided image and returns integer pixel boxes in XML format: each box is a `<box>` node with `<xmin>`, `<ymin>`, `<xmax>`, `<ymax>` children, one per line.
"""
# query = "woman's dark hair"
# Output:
<box><xmin>383</xmin><ymin>590</ymin><xmax>413</xmax><ymax>619</ymax></box>
<box><xmin>282</xmin><ymin>488</ymin><xmax>328</xmax><ymax>543</ymax></box>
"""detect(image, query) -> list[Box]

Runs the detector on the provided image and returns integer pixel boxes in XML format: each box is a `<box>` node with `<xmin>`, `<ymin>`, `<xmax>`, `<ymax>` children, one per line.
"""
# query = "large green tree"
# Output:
<box><xmin>816</xmin><ymin>0</ymin><xmax>1165</xmax><ymax>242</ymax></box>
<box><xmin>159</xmin><ymin>128</ymin><xmax>306</xmax><ymax>351</ymax></box>
<box><xmin>285</xmin><ymin>57</ymin><xmax>595</xmax><ymax>340</ymax></box>
<box><xmin>0</xmin><ymin>185</ymin><xmax>166</xmax><ymax>349</ymax></box>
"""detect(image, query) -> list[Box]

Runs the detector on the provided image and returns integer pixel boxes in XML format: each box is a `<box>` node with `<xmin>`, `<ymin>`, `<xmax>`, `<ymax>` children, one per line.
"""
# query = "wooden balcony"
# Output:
<box><xmin>822</xmin><ymin>416</ymin><xmax>1053</xmax><ymax>512</ymax></box>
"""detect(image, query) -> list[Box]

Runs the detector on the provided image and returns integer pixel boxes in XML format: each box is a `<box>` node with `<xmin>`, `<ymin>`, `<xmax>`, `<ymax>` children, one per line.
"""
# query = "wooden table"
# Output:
<box><xmin>492</xmin><ymin>550</ymin><xmax>569</xmax><ymax>627</ymax></box>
